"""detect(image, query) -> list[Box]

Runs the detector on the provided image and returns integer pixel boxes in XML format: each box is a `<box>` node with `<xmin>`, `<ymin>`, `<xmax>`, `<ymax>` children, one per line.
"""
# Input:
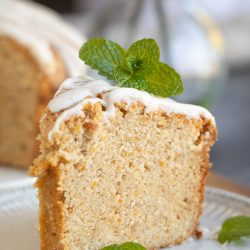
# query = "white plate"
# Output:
<box><xmin>0</xmin><ymin>166</ymin><xmax>35</xmax><ymax>192</ymax></box>
<box><xmin>0</xmin><ymin>187</ymin><xmax>250</xmax><ymax>250</ymax></box>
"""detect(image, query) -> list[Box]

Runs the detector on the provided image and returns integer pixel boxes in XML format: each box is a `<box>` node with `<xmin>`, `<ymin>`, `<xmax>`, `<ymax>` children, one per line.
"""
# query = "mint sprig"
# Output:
<box><xmin>100</xmin><ymin>242</ymin><xmax>146</xmax><ymax>250</ymax></box>
<box><xmin>218</xmin><ymin>215</ymin><xmax>250</xmax><ymax>243</ymax></box>
<box><xmin>79</xmin><ymin>38</ymin><xmax>183</xmax><ymax>97</ymax></box>
<box><xmin>79</xmin><ymin>38</ymin><xmax>126</xmax><ymax>79</ymax></box>
<box><xmin>126</xmin><ymin>38</ymin><xmax>159</xmax><ymax>74</ymax></box>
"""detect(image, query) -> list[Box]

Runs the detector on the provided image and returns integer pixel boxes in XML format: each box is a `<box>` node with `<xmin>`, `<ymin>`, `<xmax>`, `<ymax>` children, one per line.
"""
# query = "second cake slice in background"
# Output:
<box><xmin>0</xmin><ymin>0</ymin><xmax>87</xmax><ymax>168</ymax></box>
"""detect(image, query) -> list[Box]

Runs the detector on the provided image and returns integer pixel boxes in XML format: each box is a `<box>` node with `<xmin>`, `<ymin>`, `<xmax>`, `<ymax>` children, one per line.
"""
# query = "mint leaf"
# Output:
<box><xmin>218</xmin><ymin>215</ymin><xmax>250</xmax><ymax>243</ymax></box>
<box><xmin>79</xmin><ymin>38</ymin><xmax>183</xmax><ymax>98</ymax></box>
<box><xmin>101</xmin><ymin>242</ymin><xmax>146</xmax><ymax>250</ymax></box>
<box><xmin>119</xmin><ymin>242</ymin><xmax>146</xmax><ymax>250</ymax></box>
<box><xmin>126</xmin><ymin>38</ymin><xmax>159</xmax><ymax>74</ymax></box>
<box><xmin>119</xmin><ymin>74</ymin><xmax>148</xmax><ymax>90</ymax></box>
<box><xmin>113</xmin><ymin>67</ymin><xmax>148</xmax><ymax>90</ymax></box>
<box><xmin>101</xmin><ymin>245</ymin><xmax>119</xmax><ymax>250</ymax></box>
<box><xmin>146</xmin><ymin>62</ymin><xmax>183</xmax><ymax>97</ymax></box>
<box><xmin>113</xmin><ymin>66</ymin><xmax>131</xmax><ymax>86</ymax></box>
<box><xmin>79</xmin><ymin>38</ymin><xmax>126</xmax><ymax>79</ymax></box>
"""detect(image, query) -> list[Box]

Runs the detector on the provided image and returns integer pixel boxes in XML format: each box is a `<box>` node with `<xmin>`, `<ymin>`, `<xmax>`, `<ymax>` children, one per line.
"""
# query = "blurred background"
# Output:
<box><xmin>34</xmin><ymin>0</ymin><xmax>250</xmax><ymax>186</ymax></box>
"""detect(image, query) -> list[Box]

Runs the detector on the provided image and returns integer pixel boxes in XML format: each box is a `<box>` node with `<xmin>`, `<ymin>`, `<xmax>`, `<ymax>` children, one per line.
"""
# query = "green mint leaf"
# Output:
<box><xmin>218</xmin><ymin>215</ymin><xmax>250</xmax><ymax>243</ymax></box>
<box><xmin>113</xmin><ymin>66</ymin><xmax>132</xmax><ymax>86</ymax></box>
<box><xmin>113</xmin><ymin>67</ymin><xmax>148</xmax><ymax>90</ymax></box>
<box><xmin>100</xmin><ymin>245</ymin><xmax>119</xmax><ymax>250</ymax></box>
<box><xmin>79</xmin><ymin>38</ymin><xmax>183</xmax><ymax>97</ymax></box>
<box><xmin>100</xmin><ymin>242</ymin><xmax>146</xmax><ymax>250</ymax></box>
<box><xmin>119</xmin><ymin>242</ymin><xmax>146</xmax><ymax>250</ymax></box>
<box><xmin>79</xmin><ymin>38</ymin><xmax>126</xmax><ymax>79</ymax></box>
<box><xmin>146</xmin><ymin>62</ymin><xmax>183</xmax><ymax>97</ymax></box>
<box><xmin>126</xmin><ymin>38</ymin><xmax>159</xmax><ymax>74</ymax></box>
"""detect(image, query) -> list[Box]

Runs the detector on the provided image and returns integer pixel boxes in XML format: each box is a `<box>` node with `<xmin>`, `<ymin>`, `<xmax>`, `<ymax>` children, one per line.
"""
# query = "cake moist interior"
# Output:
<box><xmin>35</xmin><ymin>102</ymin><xmax>215</xmax><ymax>249</ymax></box>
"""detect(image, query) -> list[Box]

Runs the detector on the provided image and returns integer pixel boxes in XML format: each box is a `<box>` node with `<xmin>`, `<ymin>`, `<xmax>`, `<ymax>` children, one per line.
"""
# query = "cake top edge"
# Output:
<box><xmin>48</xmin><ymin>76</ymin><xmax>216</xmax><ymax>123</ymax></box>
<box><xmin>45</xmin><ymin>76</ymin><xmax>216</xmax><ymax>140</ymax></box>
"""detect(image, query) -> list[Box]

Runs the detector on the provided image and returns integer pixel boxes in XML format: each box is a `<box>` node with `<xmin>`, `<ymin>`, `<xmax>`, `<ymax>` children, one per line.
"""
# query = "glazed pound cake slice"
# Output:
<box><xmin>30</xmin><ymin>76</ymin><xmax>216</xmax><ymax>249</ymax></box>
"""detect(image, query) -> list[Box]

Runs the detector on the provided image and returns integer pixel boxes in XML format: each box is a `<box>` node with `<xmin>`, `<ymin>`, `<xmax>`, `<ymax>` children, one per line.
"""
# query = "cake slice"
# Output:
<box><xmin>30</xmin><ymin>77</ymin><xmax>216</xmax><ymax>250</ymax></box>
<box><xmin>0</xmin><ymin>0</ymin><xmax>86</xmax><ymax>168</ymax></box>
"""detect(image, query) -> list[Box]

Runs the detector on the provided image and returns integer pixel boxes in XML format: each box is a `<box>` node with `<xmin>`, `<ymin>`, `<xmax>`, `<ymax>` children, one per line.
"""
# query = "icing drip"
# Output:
<box><xmin>47</xmin><ymin>77</ymin><xmax>215</xmax><ymax>139</ymax></box>
<box><xmin>0</xmin><ymin>0</ymin><xmax>86</xmax><ymax>78</ymax></box>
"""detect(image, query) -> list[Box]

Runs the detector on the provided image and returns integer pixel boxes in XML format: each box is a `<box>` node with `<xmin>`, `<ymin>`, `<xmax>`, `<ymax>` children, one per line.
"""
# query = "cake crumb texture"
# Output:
<box><xmin>31</xmin><ymin>102</ymin><xmax>216</xmax><ymax>250</ymax></box>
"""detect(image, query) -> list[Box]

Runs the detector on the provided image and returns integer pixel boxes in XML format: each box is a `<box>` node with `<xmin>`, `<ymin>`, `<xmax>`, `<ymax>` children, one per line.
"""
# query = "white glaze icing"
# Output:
<box><xmin>0</xmin><ymin>0</ymin><xmax>86</xmax><ymax>78</ymax></box>
<box><xmin>0</xmin><ymin>22</ymin><xmax>56</xmax><ymax>75</ymax></box>
<box><xmin>47</xmin><ymin>77</ymin><xmax>215</xmax><ymax>139</ymax></box>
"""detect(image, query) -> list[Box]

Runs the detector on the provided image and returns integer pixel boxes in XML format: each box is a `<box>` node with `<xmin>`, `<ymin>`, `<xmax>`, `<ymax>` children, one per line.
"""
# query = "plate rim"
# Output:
<box><xmin>0</xmin><ymin>177</ymin><xmax>35</xmax><ymax>192</ymax></box>
<box><xmin>0</xmin><ymin>166</ymin><xmax>35</xmax><ymax>192</ymax></box>
<box><xmin>205</xmin><ymin>186</ymin><xmax>250</xmax><ymax>206</ymax></box>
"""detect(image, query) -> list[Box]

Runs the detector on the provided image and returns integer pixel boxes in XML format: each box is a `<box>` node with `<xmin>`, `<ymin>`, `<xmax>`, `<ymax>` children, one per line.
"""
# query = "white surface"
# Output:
<box><xmin>0</xmin><ymin>167</ymin><xmax>35</xmax><ymax>192</ymax></box>
<box><xmin>0</xmin><ymin>187</ymin><xmax>250</xmax><ymax>249</ymax></box>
